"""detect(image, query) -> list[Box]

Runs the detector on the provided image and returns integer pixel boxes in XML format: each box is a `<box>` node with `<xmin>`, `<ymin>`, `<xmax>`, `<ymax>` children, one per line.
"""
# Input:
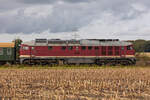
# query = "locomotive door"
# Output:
<box><xmin>120</xmin><ymin>46</ymin><xmax>125</xmax><ymax>57</ymax></box>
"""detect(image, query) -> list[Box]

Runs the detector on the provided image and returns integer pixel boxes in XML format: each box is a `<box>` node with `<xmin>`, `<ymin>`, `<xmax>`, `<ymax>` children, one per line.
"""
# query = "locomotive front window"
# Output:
<box><xmin>82</xmin><ymin>46</ymin><xmax>86</xmax><ymax>50</ymax></box>
<box><xmin>62</xmin><ymin>46</ymin><xmax>66</xmax><ymax>50</ymax></box>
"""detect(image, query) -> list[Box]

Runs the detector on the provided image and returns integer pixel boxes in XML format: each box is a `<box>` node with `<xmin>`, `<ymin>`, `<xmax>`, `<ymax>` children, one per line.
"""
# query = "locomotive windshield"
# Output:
<box><xmin>127</xmin><ymin>46</ymin><xmax>133</xmax><ymax>50</ymax></box>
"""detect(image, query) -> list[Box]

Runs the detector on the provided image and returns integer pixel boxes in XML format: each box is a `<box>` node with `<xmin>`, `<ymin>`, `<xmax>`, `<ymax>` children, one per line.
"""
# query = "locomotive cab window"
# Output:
<box><xmin>127</xmin><ymin>46</ymin><xmax>133</xmax><ymax>50</ymax></box>
<box><xmin>61</xmin><ymin>46</ymin><xmax>66</xmax><ymax>50</ymax></box>
<box><xmin>0</xmin><ymin>48</ymin><xmax>3</xmax><ymax>55</ymax></box>
<box><xmin>88</xmin><ymin>46</ymin><xmax>92</xmax><ymax>50</ymax></box>
<box><xmin>81</xmin><ymin>46</ymin><xmax>86</xmax><ymax>50</ymax></box>
<box><xmin>48</xmin><ymin>46</ymin><xmax>53</xmax><ymax>50</ymax></box>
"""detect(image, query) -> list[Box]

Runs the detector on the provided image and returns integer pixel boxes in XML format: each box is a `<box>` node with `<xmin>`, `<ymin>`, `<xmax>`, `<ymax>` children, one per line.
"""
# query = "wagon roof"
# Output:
<box><xmin>23</xmin><ymin>39</ymin><xmax>132</xmax><ymax>46</ymax></box>
<box><xmin>0</xmin><ymin>43</ymin><xmax>15</xmax><ymax>47</ymax></box>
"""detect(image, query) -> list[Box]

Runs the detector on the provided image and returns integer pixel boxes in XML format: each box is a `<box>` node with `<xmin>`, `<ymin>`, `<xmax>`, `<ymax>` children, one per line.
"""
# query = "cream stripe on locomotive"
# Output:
<box><xmin>20</xmin><ymin>55</ymin><xmax>135</xmax><ymax>58</ymax></box>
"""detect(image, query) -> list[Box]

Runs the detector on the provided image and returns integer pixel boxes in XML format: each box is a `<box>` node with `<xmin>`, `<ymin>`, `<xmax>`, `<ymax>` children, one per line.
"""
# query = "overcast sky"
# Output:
<box><xmin>0</xmin><ymin>0</ymin><xmax>150</xmax><ymax>42</ymax></box>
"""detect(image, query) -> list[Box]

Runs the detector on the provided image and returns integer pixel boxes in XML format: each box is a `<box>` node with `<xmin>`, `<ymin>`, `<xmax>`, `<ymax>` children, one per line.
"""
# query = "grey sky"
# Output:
<box><xmin>0</xmin><ymin>0</ymin><xmax>150</xmax><ymax>41</ymax></box>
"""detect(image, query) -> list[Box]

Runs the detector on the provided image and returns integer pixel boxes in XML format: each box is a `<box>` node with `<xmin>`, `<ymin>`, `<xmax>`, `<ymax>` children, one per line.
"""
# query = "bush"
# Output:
<box><xmin>136</xmin><ymin>53</ymin><xmax>150</xmax><ymax>66</ymax></box>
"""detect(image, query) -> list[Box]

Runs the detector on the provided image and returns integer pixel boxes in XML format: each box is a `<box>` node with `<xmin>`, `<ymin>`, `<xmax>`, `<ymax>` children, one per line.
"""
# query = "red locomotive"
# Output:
<box><xmin>20</xmin><ymin>39</ymin><xmax>136</xmax><ymax>65</ymax></box>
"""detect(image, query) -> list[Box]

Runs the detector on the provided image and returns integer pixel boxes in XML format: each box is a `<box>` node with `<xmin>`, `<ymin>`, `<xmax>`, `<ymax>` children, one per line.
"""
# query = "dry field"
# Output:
<box><xmin>0</xmin><ymin>67</ymin><xmax>150</xmax><ymax>100</ymax></box>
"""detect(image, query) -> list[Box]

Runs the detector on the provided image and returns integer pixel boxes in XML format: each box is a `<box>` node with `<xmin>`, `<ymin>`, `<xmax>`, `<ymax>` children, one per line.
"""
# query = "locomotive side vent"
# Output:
<box><xmin>48</xmin><ymin>40</ymin><xmax>66</xmax><ymax>44</ymax></box>
<box><xmin>35</xmin><ymin>39</ymin><xmax>47</xmax><ymax>43</ymax></box>
<box><xmin>47</xmin><ymin>39</ymin><xmax>80</xmax><ymax>44</ymax></box>
<box><xmin>87</xmin><ymin>39</ymin><xmax>119</xmax><ymax>42</ymax></box>
<box><xmin>67</xmin><ymin>40</ymin><xmax>80</xmax><ymax>44</ymax></box>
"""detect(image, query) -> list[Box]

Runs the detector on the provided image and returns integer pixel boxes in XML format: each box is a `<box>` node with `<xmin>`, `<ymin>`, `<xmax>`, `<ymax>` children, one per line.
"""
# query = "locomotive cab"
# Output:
<box><xmin>126</xmin><ymin>45</ymin><xmax>135</xmax><ymax>56</ymax></box>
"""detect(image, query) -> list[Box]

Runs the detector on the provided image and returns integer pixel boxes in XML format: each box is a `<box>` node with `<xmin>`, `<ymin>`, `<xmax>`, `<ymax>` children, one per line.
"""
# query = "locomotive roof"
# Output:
<box><xmin>0</xmin><ymin>42</ymin><xmax>15</xmax><ymax>47</ymax></box>
<box><xmin>23</xmin><ymin>39</ymin><xmax>132</xmax><ymax>46</ymax></box>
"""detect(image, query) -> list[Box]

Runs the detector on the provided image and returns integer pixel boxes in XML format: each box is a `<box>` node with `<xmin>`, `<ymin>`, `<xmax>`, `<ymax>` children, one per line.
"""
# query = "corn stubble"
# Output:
<box><xmin>0</xmin><ymin>68</ymin><xmax>150</xmax><ymax>100</ymax></box>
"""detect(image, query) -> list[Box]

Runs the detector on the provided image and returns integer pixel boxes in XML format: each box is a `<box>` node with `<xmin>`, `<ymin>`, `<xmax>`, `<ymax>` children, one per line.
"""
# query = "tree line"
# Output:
<box><xmin>132</xmin><ymin>40</ymin><xmax>150</xmax><ymax>52</ymax></box>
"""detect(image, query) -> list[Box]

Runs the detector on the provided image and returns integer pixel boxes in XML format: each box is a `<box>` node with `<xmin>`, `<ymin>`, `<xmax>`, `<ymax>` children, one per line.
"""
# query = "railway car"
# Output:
<box><xmin>19</xmin><ymin>39</ymin><xmax>136</xmax><ymax>66</ymax></box>
<box><xmin>0</xmin><ymin>43</ymin><xmax>15</xmax><ymax>64</ymax></box>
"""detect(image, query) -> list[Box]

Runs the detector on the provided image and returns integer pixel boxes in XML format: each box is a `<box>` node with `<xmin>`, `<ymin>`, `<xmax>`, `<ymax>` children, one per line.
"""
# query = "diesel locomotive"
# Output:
<box><xmin>19</xmin><ymin>39</ymin><xmax>136</xmax><ymax>66</ymax></box>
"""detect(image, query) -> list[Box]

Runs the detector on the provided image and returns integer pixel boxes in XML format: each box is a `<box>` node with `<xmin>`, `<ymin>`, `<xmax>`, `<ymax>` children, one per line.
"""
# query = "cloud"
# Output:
<box><xmin>0</xmin><ymin>0</ymin><xmax>150</xmax><ymax>41</ymax></box>
<box><xmin>17</xmin><ymin>0</ymin><xmax>56</xmax><ymax>4</ymax></box>
<box><xmin>17</xmin><ymin>0</ymin><xmax>91</xmax><ymax>4</ymax></box>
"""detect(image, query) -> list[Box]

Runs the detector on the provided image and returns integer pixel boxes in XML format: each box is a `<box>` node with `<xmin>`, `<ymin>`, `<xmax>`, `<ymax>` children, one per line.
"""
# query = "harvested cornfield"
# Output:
<box><xmin>0</xmin><ymin>67</ymin><xmax>150</xmax><ymax>100</ymax></box>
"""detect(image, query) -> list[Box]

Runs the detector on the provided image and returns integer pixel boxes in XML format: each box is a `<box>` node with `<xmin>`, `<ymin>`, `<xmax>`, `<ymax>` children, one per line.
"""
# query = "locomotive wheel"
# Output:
<box><xmin>57</xmin><ymin>60</ymin><xmax>67</xmax><ymax>65</ymax></box>
<box><xmin>22</xmin><ymin>60</ymin><xmax>31</xmax><ymax>65</ymax></box>
<box><xmin>120</xmin><ymin>60</ymin><xmax>130</xmax><ymax>66</ymax></box>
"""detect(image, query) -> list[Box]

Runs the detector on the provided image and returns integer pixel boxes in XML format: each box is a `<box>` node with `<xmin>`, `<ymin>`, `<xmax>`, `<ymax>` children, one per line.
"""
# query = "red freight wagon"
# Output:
<box><xmin>20</xmin><ymin>39</ymin><xmax>136</xmax><ymax>65</ymax></box>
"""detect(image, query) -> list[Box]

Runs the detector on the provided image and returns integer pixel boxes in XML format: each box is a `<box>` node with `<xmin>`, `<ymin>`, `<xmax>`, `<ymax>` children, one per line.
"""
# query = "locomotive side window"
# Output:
<box><xmin>61</xmin><ymin>46</ymin><xmax>66</xmax><ymax>50</ymax></box>
<box><xmin>0</xmin><ymin>48</ymin><xmax>3</xmax><ymax>55</ymax></box>
<box><xmin>81</xmin><ymin>46</ymin><xmax>86</xmax><ymax>50</ymax></box>
<box><xmin>68</xmin><ymin>46</ymin><xmax>73</xmax><ymax>50</ymax></box>
<box><xmin>95</xmin><ymin>46</ymin><xmax>99</xmax><ymax>50</ymax></box>
<box><xmin>48</xmin><ymin>46</ymin><xmax>53</xmax><ymax>50</ymax></box>
<box><xmin>88</xmin><ymin>46</ymin><xmax>92</xmax><ymax>50</ymax></box>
